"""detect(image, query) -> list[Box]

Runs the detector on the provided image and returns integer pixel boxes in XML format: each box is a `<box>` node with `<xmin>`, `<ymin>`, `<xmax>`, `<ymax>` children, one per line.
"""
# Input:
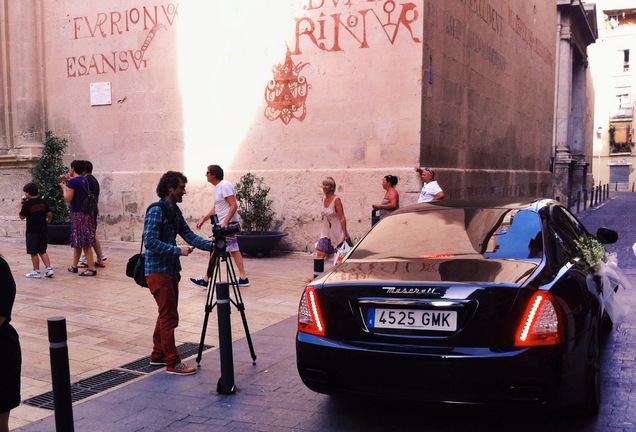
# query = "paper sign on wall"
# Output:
<box><xmin>90</xmin><ymin>82</ymin><xmax>111</xmax><ymax>106</ymax></box>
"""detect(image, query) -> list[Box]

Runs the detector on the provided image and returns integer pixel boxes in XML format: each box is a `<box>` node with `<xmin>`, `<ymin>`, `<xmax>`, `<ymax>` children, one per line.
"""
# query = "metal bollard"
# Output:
<box><xmin>594</xmin><ymin>186</ymin><xmax>599</xmax><ymax>206</ymax></box>
<box><xmin>48</xmin><ymin>317</ymin><xmax>74</xmax><ymax>432</ymax></box>
<box><xmin>313</xmin><ymin>258</ymin><xmax>324</xmax><ymax>279</ymax></box>
<box><xmin>216</xmin><ymin>282</ymin><xmax>236</xmax><ymax>395</ymax></box>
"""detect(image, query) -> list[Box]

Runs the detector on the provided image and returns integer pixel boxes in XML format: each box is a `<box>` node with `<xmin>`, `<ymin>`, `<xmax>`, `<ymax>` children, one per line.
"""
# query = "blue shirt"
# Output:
<box><xmin>143</xmin><ymin>199</ymin><xmax>212</xmax><ymax>275</ymax></box>
<box><xmin>67</xmin><ymin>176</ymin><xmax>89</xmax><ymax>213</ymax></box>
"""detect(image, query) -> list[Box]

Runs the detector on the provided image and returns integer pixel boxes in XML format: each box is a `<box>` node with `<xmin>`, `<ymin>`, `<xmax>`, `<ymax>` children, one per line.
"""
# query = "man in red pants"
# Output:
<box><xmin>143</xmin><ymin>171</ymin><xmax>212</xmax><ymax>375</ymax></box>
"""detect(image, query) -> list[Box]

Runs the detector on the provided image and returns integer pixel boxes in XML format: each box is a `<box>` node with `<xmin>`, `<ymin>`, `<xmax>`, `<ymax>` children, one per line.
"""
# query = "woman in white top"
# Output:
<box><xmin>415</xmin><ymin>166</ymin><xmax>445</xmax><ymax>202</ymax></box>
<box><xmin>315</xmin><ymin>177</ymin><xmax>349</xmax><ymax>259</ymax></box>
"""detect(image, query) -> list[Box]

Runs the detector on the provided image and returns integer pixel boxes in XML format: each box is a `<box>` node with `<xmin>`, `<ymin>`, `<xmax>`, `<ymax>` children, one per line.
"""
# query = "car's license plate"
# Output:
<box><xmin>368</xmin><ymin>308</ymin><xmax>457</xmax><ymax>331</ymax></box>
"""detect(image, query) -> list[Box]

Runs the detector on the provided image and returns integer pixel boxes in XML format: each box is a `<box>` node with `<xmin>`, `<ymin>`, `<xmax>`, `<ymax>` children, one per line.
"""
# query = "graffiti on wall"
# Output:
<box><xmin>264</xmin><ymin>51</ymin><xmax>310</xmax><ymax>125</ymax></box>
<box><xmin>265</xmin><ymin>0</ymin><xmax>423</xmax><ymax>125</ymax></box>
<box><xmin>66</xmin><ymin>4</ymin><xmax>178</xmax><ymax>78</ymax></box>
<box><xmin>293</xmin><ymin>0</ymin><xmax>421</xmax><ymax>54</ymax></box>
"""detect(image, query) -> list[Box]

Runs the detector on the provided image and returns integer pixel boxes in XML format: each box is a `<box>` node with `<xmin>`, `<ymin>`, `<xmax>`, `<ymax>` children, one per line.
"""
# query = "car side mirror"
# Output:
<box><xmin>596</xmin><ymin>227</ymin><xmax>618</xmax><ymax>244</ymax></box>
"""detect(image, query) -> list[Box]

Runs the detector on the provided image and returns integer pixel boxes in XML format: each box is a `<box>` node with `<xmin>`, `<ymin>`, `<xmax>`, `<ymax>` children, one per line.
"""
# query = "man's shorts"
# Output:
<box><xmin>226</xmin><ymin>235</ymin><xmax>240</xmax><ymax>253</ymax></box>
<box><xmin>26</xmin><ymin>232</ymin><xmax>48</xmax><ymax>255</ymax></box>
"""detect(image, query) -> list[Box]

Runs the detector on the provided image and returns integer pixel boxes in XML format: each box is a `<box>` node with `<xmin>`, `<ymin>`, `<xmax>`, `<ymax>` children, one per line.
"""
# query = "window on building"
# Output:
<box><xmin>624</xmin><ymin>49</ymin><xmax>630</xmax><ymax>72</ymax></box>
<box><xmin>611</xmin><ymin>90</ymin><xmax>633</xmax><ymax>119</ymax></box>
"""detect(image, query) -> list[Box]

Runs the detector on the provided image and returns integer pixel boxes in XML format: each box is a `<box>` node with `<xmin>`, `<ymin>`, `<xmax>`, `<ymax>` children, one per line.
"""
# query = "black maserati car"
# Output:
<box><xmin>296</xmin><ymin>198</ymin><xmax>619</xmax><ymax>413</ymax></box>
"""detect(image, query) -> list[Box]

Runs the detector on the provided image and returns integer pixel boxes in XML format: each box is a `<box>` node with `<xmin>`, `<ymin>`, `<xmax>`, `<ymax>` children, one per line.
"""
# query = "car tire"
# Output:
<box><xmin>582</xmin><ymin>323</ymin><xmax>601</xmax><ymax>415</ymax></box>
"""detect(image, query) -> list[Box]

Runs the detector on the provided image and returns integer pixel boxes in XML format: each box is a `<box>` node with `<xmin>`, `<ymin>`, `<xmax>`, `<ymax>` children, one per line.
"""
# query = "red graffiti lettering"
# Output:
<box><xmin>72</xmin><ymin>4</ymin><xmax>178</xmax><ymax>39</ymax></box>
<box><xmin>293</xmin><ymin>1</ymin><xmax>421</xmax><ymax>54</ymax></box>
<box><xmin>304</xmin><ymin>0</ymin><xmax>353</xmax><ymax>10</ymax></box>
<box><xmin>66</xmin><ymin>51</ymin><xmax>147</xmax><ymax>78</ymax></box>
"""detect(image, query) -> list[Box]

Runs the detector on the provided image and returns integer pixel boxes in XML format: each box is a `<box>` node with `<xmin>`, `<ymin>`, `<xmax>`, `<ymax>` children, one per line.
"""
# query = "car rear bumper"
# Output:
<box><xmin>296</xmin><ymin>332</ymin><xmax>570</xmax><ymax>406</ymax></box>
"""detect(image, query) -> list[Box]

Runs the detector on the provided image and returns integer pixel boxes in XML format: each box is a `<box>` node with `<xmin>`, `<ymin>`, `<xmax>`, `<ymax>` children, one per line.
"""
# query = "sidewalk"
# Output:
<box><xmin>7</xmin><ymin>193</ymin><xmax>636</xmax><ymax>431</ymax></box>
<box><xmin>2</xmin><ymin>236</ymin><xmax>311</xmax><ymax>431</ymax></box>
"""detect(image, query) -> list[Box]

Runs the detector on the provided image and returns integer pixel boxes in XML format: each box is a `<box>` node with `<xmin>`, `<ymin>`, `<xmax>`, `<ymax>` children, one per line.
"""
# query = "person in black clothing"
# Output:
<box><xmin>0</xmin><ymin>254</ymin><xmax>21</xmax><ymax>432</ymax></box>
<box><xmin>19</xmin><ymin>182</ymin><xmax>54</xmax><ymax>278</ymax></box>
<box><xmin>78</xmin><ymin>161</ymin><xmax>106</xmax><ymax>268</ymax></box>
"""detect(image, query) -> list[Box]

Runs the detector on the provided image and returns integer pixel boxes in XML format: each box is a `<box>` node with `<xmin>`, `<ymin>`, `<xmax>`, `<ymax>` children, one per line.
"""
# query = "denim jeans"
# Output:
<box><xmin>147</xmin><ymin>273</ymin><xmax>181</xmax><ymax>368</ymax></box>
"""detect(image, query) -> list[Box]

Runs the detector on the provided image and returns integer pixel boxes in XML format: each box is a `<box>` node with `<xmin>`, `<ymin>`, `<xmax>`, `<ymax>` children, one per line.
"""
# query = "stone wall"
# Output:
<box><xmin>0</xmin><ymin>0</ymin><xmax>559</xmax><ymax>251</ymax></box>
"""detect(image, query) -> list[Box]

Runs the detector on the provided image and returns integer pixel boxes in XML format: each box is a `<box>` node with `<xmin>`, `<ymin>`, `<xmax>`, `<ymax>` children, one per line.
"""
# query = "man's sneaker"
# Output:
<box><xmin>26</xmin><ymin>270</ymin><xmax>42</xmax><ymax>279</ymax></box>
<box><xmin>238</xmin><ymin>278</ymin><xmax>250</xmax><ymax>287</ymax></box>
<box><xmin>45</xmin><ymin>267</ymin><xmax>54</xmax><ymax>278</ymax></box>
<box><xmin>190</xmin><ymin>277</ymin><xmax>207</xmax><ymax>287</ymax></box>
<box><xmin>79</xmin><ymin>255</ymin><xmax>87</xmax><ymax>265</ymax></box>
<box><xmin>166</xmin><ymin>362</ymin><xmax>197</xmax><ymax>375</ymax></box>
<box><xmin>101</xmin><ymin>254</ymin><xmax>107</xmax><ymax>261</ymax></box>
<box><xmin>149</xmin><ymin>356</ymin><xmax>166</xmax><ymax>366</ymax></box>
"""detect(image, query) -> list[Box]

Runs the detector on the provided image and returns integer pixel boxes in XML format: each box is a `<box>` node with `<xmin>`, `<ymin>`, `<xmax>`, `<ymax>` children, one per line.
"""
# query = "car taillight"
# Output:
<box><xmin>298</xmin><ymin>286</ymin><xmax>326</xmax><ymax>336</ymax></box>
<box><xmin>514</xmin><ymin>291</ymin><xmax>563</xmax><ymax>347</ymax></box>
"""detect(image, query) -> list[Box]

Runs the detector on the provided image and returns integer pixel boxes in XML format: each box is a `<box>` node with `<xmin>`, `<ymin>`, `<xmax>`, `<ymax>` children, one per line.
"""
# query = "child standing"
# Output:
<box><xmin>19</xmin><ymin>182</ymin><xmax>54</xmax><ymax>278</ymax></box>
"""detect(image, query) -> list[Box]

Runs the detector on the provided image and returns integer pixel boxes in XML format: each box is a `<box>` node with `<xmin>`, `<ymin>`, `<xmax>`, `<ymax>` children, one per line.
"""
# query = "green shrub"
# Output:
<box><xmin>235</xmin><ymin>172</ymin><xmax>275</xmax><ymax>233</ymax></box>
<box><xmin>30</xmin><ymin>131</ymin><xmax>70</xmax><ymax>223</ymax></box>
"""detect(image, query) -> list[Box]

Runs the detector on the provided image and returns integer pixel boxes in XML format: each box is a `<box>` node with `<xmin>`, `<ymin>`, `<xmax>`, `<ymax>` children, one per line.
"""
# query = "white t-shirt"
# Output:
<box><xmin>418</xmin><ymin>181</ymin><xmax>443</xmax><ymax>203</ymax></box>
<box><xmin>214</xmin><ymin>180</ymin><xmax>239</xmax><ymax>224</ymax></box>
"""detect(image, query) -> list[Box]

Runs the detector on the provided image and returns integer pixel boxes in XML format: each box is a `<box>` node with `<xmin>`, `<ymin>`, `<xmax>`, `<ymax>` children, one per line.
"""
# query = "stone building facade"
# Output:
<box><xmin>0</xmin><ymin>1</ymin><xmax>596</xmax><ymax>251</ymax></box>
<box><xmin>590</xmin><ymin>2</ymin><xmax>636</xmax><ymax>191</ymax></box>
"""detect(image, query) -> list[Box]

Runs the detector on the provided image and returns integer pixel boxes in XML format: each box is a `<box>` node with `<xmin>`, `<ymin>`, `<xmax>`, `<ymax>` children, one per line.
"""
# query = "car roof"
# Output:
<box><xmin>391</xmin><ymin>197</ymin><xmax>557</xmax><ymax>215</ymax></box>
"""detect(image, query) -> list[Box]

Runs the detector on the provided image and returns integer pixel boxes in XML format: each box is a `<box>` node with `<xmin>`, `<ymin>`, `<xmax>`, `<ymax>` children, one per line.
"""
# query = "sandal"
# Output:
<box><xmin>79</xmin><ymin>269</ymin><xmax>97</xmax><ymax>277</ymax></box>
<box><xmin>67</xmin><ymin>266</ymin><xmax>78</xmax><ymax>273</ymax></box>
<box><xmin>94</xmin><ymin>262</ymin><xmax>106</xmax><ymax>268</ymax></box>
<box><xmin>78</xmin><ymin>262</ymin><xmax>89</xmax><ymax>268</ymax></box>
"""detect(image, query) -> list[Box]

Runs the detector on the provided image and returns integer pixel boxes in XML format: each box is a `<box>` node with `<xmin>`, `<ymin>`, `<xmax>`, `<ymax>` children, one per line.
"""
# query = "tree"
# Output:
<box><xmin>30</xmin><ymin>131</ymin><xmax>70</xmax><ymax>223</ymax></box>
<box><xmin>235</xmin><ymin>172</ymin><xmax>275</xmax><ymax>233</ymax></box>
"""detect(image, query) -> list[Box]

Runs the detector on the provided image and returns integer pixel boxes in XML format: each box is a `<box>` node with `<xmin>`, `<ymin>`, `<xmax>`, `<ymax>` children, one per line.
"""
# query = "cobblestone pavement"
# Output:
<box><xmin>7</xmin><ymin>193</ymin><xmax>636</xmax><ymax>431</ymax></box>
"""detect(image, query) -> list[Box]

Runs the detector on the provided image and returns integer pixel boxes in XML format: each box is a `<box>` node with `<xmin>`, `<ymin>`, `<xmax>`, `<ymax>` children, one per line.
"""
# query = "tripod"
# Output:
<box><xmin>196</xmin><ymin>238</ymin><xmax>257</xmax><ymax>366</ymax></box>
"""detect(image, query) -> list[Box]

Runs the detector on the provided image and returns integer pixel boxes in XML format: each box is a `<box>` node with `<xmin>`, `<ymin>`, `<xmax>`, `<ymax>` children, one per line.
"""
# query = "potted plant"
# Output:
<box><xmin>30</xmin><ymin>131</ymin><xmax>71</xmax><ymax>244</ymax></box>
<box><xmin>235</xmin><ymin>172</ymin><xmax>287</xmax><ymax>257</ymax></box>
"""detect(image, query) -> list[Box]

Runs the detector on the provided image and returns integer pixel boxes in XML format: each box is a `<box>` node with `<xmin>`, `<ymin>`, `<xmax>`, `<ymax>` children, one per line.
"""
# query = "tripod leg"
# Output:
<box><xmin>236</xmin><ymin>301</ymin><xmax>257</xmax><ymax>364</ymax></box>
<box><xmin>225</xmin><ymin>257</ymin><xmax>257</xmax><ymax>364</ymax></box>
<box><xmin>196</xmin><ymin>255</ymin><xmax>220</xmax><ymax>366</ymax></box>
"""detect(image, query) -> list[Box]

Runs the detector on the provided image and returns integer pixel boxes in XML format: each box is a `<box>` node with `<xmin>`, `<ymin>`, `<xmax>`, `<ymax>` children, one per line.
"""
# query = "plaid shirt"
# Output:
<box><xmin>143</xmin><ymin>199</ymin><xmax>212</xmax><ymax>275</ymax></box>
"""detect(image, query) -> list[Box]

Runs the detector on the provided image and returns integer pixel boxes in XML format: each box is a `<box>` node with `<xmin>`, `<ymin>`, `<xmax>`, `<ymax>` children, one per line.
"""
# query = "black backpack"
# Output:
<box><xmin>80</xmin><ymin>180</ymin><xmax>98</xmax><ymax>214</ymax></box>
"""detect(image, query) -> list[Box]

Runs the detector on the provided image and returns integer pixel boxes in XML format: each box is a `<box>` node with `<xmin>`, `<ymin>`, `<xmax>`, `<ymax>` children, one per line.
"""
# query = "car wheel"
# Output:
<box><xmin>582</xmin><ymin>324</ymin><xmax>601</xmax><ymax>415</ymax></box>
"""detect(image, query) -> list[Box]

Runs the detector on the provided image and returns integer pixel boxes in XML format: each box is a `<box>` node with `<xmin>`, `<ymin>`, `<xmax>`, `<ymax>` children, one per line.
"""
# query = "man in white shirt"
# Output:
<box><xmin>415</xmin><ymin>166</ymin><xmax>445</xmax><ymax>203</ymax></box>
<box><xmin>190</xmin><ymin>165</ymin><xmax>249</xmax><ymax>287</ymax></box>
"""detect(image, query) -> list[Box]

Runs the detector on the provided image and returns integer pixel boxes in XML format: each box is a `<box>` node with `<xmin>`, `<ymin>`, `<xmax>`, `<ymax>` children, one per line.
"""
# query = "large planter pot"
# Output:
<box><xmin>48</xmin><ymin>223</ymin><xmax>71</xmax><ymax>245</ymax></box>
<box><xmin>236</xmin><ymin>231</ymin><xmax>288</xmax><ymax>257</ymax></box>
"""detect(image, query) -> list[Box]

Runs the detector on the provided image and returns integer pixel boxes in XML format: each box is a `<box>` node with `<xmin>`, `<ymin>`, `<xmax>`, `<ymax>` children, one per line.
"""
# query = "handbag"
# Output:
<box><xmin>126</xmin><ymin>242</ymin><xmax>148</xmax><ymax>288</ymax></box>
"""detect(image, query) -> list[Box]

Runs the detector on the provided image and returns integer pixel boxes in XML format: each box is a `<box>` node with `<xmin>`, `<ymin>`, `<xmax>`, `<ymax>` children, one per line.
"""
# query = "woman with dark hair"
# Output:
<box><xmin>0</xmin><ymin>254</ymin><xmax>21</xmax><ymax>432</ymax></box>
<box><xmin>61</xmin><ymin>160</ymin><xmax>96</xmax><ymax>276</ymax></box>
<box><xmin>372</xmin><ymin>174</ymin><xmax>399</xmax><ymax>219</ymax></box>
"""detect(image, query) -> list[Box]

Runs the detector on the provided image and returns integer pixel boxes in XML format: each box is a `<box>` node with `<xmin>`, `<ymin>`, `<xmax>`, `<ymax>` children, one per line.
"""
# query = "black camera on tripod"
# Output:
<box><xmin>210</xmin><ymin>214</ymin><xmax>240</xmax><ymax>246</ymax></box>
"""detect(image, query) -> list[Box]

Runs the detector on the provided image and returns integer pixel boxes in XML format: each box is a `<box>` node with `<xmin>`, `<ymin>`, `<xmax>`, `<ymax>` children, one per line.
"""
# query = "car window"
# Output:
<box><xmin>482</xmin><ymin>210</ymin><xmax>543</xmax><ymax>260</ymax></box>
<box><xmin>549</xmin><ymin>205</ymin><xmax>587</xmax><ymax>261</ymax></box>
<box><xmin>350</xmin><ymin>208</ymin><xmax>543</xmax><ymax>261</ymax></box>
